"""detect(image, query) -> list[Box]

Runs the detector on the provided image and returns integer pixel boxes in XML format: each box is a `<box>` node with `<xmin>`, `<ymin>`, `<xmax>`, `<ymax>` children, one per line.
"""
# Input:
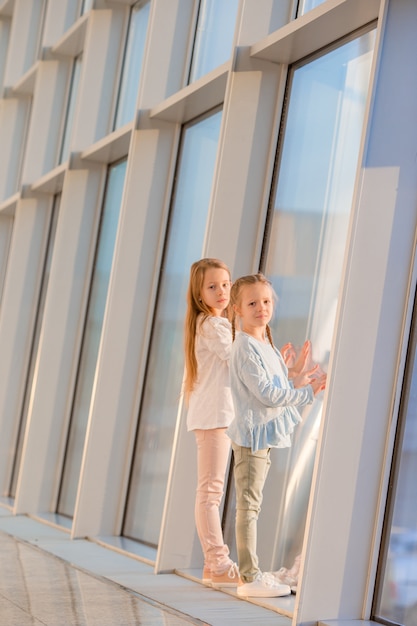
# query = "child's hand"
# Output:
<box><xmin>287</xmin><ymin>340</ymin><xmax>313</xmax><ymax>379</ymax></box>
<box><xmin>292</xmin><ymin>363</ymin><xmax>320</xmax><ymax>388</ymax></box>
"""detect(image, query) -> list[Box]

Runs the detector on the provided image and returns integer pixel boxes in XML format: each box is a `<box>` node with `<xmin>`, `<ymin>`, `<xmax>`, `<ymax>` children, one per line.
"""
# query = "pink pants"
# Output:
<box><xmin>194</xmin><ymin>428</ymin><xmax>232</xmax><ymax>574</ymax></box>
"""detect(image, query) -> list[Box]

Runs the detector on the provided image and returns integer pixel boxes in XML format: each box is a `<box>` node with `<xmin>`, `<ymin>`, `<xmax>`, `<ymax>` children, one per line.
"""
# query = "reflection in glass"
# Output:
<box><xmin>375</xmin><ymin>297</ymin><xmax>417</xmax><ymax>625</ymax></box>
<box><xmin>188</xmin><ymin>0</ymin><xmax>239</xmax><ymax>83</ymax></box>
<box><xmin>113</xmin><ymin>1</ymin><xmax>150</xmax><ymax>130</ymax></box>
<box><xmin>256</xmin><ymin>31</ymin><xmax>375</xmax><ymax>570</ymax></box>
<box><xmin>59</xmin><ymin>55</ymin><xmax>82</xmax><ymax>164</ymax></box>
<box><xmin>10</xmin><ymin>195</ymin><xmax>61</xmax><ymax>497</ymax></box>
<box><xmin>57</xmin><ymin>160</ymin><xmax>127</xmax><ymax>517</ymax></box>
<box><xmin>123</xmin><ymin>110</ymin><xmax>222</xmax><ymax>545</ymax></box>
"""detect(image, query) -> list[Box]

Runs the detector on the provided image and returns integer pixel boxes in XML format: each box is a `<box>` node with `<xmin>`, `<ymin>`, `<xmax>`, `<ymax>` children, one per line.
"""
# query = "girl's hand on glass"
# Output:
<box><xmin>287</xmin><ymin>340</ymin><xmax>313</xmax><ymax>379</ymax></box>
<box><xmin>292</xmin><ymin>363</ymin><xmax>320</xmax><ymax>388</ymax></box>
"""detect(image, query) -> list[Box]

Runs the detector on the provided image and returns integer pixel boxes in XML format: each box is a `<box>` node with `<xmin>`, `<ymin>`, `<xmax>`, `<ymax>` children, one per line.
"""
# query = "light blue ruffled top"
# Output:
<box><xmin>226</xmin><ymin>332</ymin><xmax>313</xmax><ymax>452</ymax></box>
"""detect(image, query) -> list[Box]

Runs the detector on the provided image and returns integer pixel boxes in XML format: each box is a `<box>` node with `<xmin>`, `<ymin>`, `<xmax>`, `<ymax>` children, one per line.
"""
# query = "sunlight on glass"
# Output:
<box><xmin>261</xmin><ymin>30</ymin><xmax>376</xmax><ymax>570</ymax></box>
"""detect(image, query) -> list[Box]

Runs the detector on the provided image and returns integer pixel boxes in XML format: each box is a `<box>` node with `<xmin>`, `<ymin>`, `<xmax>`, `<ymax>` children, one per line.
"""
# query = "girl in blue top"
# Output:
<box><xmin>227</xmin><ymin>273</ymin><xmax>326</xmax><ymax>598</ymax></box>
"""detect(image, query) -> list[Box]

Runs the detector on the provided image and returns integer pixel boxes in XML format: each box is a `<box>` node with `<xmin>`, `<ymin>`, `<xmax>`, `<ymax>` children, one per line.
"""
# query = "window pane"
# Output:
<box><xmin>258</xmin><ymin>31</ymin><xmax>375</xmax><ymax>569</ymax></box>
<box><xmin>0</xmin><ymin>20</ymin><xmax>11</xmax><ymax>89</ymax></box>
<box><xmin>123</xmin><ymin>109</ymin><xmax>222</xmax><ymax>546</ymax></box>
<box><xmin>9</xmin><ymin>195</ymin><xmax>61</xmax><ymax>497</ymax></box>
<box><xmin>188</xmin><ymin>0</ymin><xmax>239</xmax><ymax>83</ymax></box>
<box><xmin>113</xmin><ymin>1</ymin><xmax>150</xmax><ymax>130</ymax></box>
<box><xmin>57</xmin><ymin>160</ymin><xmax>127</xmax><ymax>517</ymax></box>
<box><xmin>59</xmin><ymin>56</ymin><xmax>82</xmax><ymax>164</ymax></box>
<box><xmin>298</xmin><ymin>0</ymin><xmax>328</xmax><ymax>15</ymax></box>
<box><xmin>80</xmin><ymin>0</ymin><xmax>93</xmax><ymax>15</ymax></box>
<box><xmin>375</xmin><ymin>295</ymin><xmax>417</xmax><ymax>625</ymax></box>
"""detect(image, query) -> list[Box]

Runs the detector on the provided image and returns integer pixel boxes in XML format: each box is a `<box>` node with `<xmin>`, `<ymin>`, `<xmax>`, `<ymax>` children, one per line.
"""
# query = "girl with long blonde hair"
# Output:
<box><xmin>184</xmin><ymin>258</ymin><xmax>239</xmax><ymax>587</ymax></box>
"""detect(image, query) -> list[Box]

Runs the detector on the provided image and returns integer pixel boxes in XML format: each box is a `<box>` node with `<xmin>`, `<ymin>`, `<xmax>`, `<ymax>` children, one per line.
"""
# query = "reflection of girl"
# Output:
<box><xmin>184</xmin><ymin>258</ymin><xmax>239</xmax><ymax>587</ymax></box>
<box><xmin>227</xmin><ymin>273</ymin><xmax>326</xmax><ymax>598</ymax></box>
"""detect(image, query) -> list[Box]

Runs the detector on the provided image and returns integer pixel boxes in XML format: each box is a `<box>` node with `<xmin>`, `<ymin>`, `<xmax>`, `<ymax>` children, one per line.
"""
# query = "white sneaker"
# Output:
<box><xmin>237</xmin><ymin>572</ymin><xmax>291</xmax><ymax>598</ymax></box>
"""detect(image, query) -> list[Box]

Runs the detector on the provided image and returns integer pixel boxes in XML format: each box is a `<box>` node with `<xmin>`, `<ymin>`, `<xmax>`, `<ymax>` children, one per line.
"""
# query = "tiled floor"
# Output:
<box><xmin>0</xmin><ymin>508</ymin><xmax>292</xmax><ymax>626</ymax></box>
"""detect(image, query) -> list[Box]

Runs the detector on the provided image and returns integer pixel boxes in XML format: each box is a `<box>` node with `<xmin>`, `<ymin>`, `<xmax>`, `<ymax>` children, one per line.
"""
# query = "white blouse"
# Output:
<box><xmin>186</xmin><ymin>315</ymin><xmax>234</xmax><ymax>431</ymax></box>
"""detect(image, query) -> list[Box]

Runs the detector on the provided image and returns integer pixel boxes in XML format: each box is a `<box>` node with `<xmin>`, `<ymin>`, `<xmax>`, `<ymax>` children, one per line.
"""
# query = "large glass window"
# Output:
<box><xmin>59</xmin><ymin>55</ymin><xmax>82</xmax><ymax>165</ymax></box>
<box><xmin>57</xmin><ymin>160</ymin><xmax>127</xmax><ymax>517</ymax></box>
<box><xmin>374</xmin><ymin>288</ymin><xmax>417</xmax><ymax>626</ymax></box>
<box><xmin>188</xmin><ymin>0</ymin><xmax>239</xmax><ymax>83</ymax></box>
<box><xmin>123</xmin><ymin>109</ymin><xmax>222</xmax><ymax>546</ymax></box>
<box><xmin>9</xmin><ymin>195</ymin><xmax>61</xmax><ymax>497</ymax></box>
<box><xmin>225</xmin><ymin>29</ymin><xmax>376</xmax><ymax>571</ymax></box>
<box><xmin>113</xmin><ymin>1</ymin><xmax>150</xmax><ymax>130</ymax></box>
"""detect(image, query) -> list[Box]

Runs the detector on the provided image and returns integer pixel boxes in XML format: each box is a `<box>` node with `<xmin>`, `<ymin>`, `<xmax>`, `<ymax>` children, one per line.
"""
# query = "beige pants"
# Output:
<box><xmin>232</xmin><ymin>444</ymin><xmax>271</xmax><ymax>582</ymax></box>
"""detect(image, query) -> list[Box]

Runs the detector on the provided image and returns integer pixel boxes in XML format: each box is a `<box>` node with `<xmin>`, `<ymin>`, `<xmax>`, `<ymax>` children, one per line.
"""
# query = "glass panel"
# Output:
<box><xmin>297</xmin><ymin>0</ymin><xmax>328</xmax><ymax>15</ymax></box>
<box><xmin>59</xmin><ymin>55</ymin><xmax>82</xmax><ymax>165</ymax></box>
<box><xmin>57</xmin><ymin>160</ymin><xmax>127</xmax><ymax>517</ymax></box>
<box><xmin>374</xmin><ymin>290</ymin><xmax>417</xmax><ymax>626</ymax></box>
<box><xmin>0</xmin><ymin>216</ymin><xmax>14</xmax><ymax>313</ymax></box>
<box><xmin>35</xmin><ymin>1</ymin><xmax>47</xmax><ymax>61</ymax></box>
<box><xmin>0</xmin><ymin>20</ymin><xmax>11</xmax><ymax>90</ymax></box>
<box><xmin>123</xmin><ymin>109</ymin><xmax>222</xmax><ymax>545</ymax></box>
<box><xmin>80</xmin><ymin>0</ymin><xmax>93</xmax><ymax>15</ymax></box>
<box><xmin>188</xmin><ymin>0</ymin><xmax>239</xmax><ymax>83</ymax></box>
<box><xmin>9</xmin><ymin>195</ymin><xmax>61</xmax><ymax>497</ymax></box>
<box><xmin>230</xmin><ymin>30</ymin><xmax>376</xmax><ymax>570</ymax></box>
<box><xmin>113</xmin><ymin>1</ymin><xmax>150</xmax><ymax>130</ymax></box>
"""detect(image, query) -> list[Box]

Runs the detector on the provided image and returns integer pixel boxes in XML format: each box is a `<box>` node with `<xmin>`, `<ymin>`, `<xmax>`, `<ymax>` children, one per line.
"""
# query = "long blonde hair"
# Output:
<box><xmin>184</xmin><ymin>258</ymin><xmax>231</xmax><ymax>402</ymax></box>
<box><xmin>230</xmin><ymin>273</ymin><xmax>275</xmax><ymax>348</ymax></box>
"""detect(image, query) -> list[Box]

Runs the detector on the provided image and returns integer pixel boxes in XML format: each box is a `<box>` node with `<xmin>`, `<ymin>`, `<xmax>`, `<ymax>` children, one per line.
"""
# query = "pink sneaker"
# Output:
<box><xmin>211</xmin><ymin>562</ymin><xmax>240</xmax><ymax>587</ymax></box>
<box><xmin>202</xmin><ymin>566</ymin><xmax>211</xmax><ymax>582</ymax></box>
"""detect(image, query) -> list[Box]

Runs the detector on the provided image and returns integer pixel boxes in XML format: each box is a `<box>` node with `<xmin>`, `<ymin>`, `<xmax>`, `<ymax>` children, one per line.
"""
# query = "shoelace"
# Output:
<box><xmin>227</xmin><ymin>563</ymin><xmax>239</xmax><ymax>579</ymax></box>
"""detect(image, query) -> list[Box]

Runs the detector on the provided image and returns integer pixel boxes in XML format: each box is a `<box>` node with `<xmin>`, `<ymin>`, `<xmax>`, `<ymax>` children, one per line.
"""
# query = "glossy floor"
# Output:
<box><xmin>0</xmin><ymin>508</ymin><xmax>292</xmax><ymax>626</ymax></box>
